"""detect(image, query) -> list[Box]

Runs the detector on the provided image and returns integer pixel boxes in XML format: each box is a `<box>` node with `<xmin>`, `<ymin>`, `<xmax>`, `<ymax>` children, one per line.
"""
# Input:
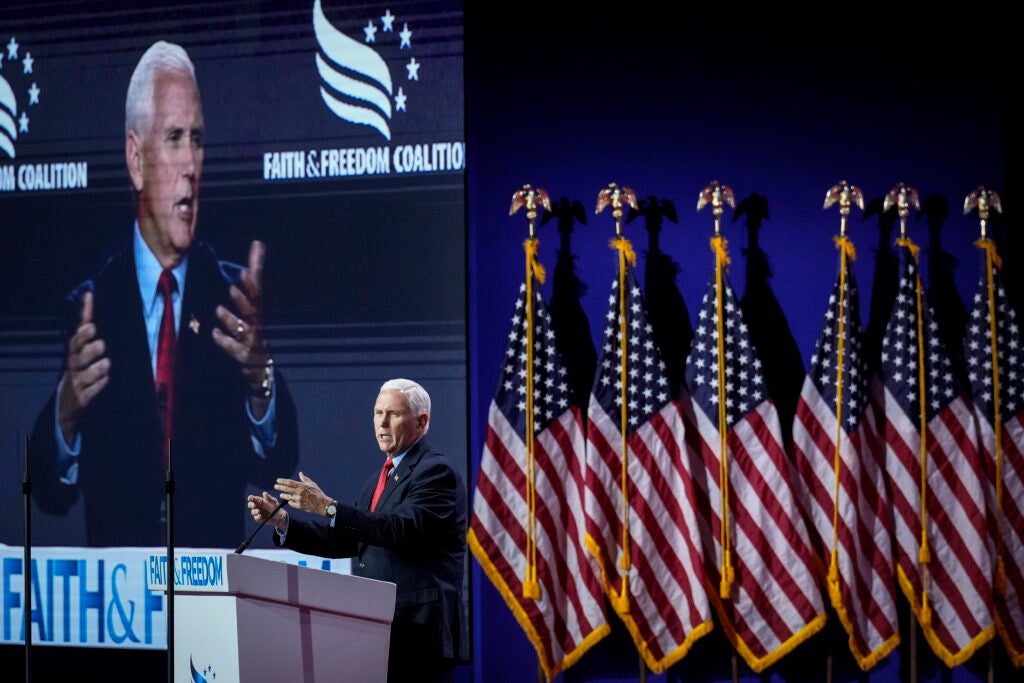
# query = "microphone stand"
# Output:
<box><xmin>22</xmin><ymin>435</ymin><xmax>31</xmax><ymax>683</ymax></box>
<box><xmin>165</xmin><ymin>436</ymin><xmax>174</xmax><ymax>683</ymax></box>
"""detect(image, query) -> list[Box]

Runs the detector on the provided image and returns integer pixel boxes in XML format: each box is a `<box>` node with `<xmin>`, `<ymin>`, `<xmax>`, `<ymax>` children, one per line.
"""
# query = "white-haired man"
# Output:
<box><xmin>249</xmin><ymin>378</ymin><xmax>468</xmax><ymax>682</ymax></box>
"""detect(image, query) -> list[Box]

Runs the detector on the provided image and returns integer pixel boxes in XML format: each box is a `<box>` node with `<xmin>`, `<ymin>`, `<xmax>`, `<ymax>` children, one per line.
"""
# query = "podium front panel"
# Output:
<box><xmin>152</xmin><ymin>551</ymin><xmax>395</xmax><ymax>682</ymax></box>
<box><xmin>175</xmin><ymin>593</ymin><xmax>392</xmax><ymax>682</ymax></box>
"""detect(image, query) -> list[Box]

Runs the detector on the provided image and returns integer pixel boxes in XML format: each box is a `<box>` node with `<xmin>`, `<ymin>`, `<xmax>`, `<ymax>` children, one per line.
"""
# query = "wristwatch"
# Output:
<box><xmin>325</xmin><ymin>500</ymin><xmax>338</xmax><ymax>518</ymax></box>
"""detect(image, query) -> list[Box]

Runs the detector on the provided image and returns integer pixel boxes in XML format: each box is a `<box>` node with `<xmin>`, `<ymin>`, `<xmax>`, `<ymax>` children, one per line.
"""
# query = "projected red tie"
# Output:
<box><xmin>371</xmin><ymin>459</ymin><xmax>394</xmax><ymax>511</ymax></box>
<box><xmin>155</xmin><ymin>269</ymin><xmax>177</xmax><ymax>466</ymax></box>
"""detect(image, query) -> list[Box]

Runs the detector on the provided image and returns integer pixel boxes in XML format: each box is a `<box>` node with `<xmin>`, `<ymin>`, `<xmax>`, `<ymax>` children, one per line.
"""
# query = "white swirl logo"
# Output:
<box><xmin>313</xmin><ymin>1</ymin><xmax>419</xmax><ymax>141</ymax></box>
<box><xmin>1</xmin><ymin>35</ymin><xmax>41</xmax><ymax>160</ymax></box>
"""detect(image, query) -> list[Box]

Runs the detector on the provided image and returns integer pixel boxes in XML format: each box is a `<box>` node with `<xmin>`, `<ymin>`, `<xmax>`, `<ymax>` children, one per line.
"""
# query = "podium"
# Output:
<box><xmin>148</xmin><ymin>550</ymin><xmax>396</xmax><ymax>682</ymax></box>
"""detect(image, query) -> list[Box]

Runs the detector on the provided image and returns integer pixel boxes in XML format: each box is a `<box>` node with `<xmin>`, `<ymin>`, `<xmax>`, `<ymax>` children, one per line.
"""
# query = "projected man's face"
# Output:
<box><xmin>128</xmin><ymin>68</ymin><xmax>204</xmax><ymax>269</ymax></box>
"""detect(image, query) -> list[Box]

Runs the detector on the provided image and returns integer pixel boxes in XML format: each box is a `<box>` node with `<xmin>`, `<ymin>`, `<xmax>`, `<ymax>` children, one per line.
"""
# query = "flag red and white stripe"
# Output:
<box><xmin>881</xmin><ymin>238</ymin><xmax>994</xmax><ymax>666</ymax></box>
<box><xmin>790</xmin><ymin>240</ymin><xmax>900</xmax><ymax>670</ymax></box>
<box><xmin>584</xmin><ymin>243</ymin><xmax>713</xmax><ymax>674</ymax></box>
<box><xmin>683</xmin><ymin>238</ymin><xmax>826</xmax><ymax>672</ymax></box>
<box><xmin>964</xmin><ymin>238</ymin><xmax>1024</xmax><ymax>667</ymax></box>
<box><xmin>469</xmin><ymin>274</ymin><xmax>609</xmax><ymax>681</ymax></box>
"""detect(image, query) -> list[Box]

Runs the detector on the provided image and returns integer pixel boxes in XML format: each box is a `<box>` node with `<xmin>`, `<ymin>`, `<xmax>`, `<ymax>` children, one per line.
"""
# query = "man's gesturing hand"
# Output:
<box><xmin>275</xmin><ymin>471</ymin><xmax>331</xmax><ymax>516</ymax></box>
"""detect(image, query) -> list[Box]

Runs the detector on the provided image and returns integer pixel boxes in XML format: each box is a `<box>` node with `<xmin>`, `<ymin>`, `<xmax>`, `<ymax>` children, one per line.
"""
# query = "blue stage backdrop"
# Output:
<box><xmin>3</xmin><ymin>1</ymin><xmax>1019</xmax><ymax>682</ymax></box>
<box><xmin>464</xmin><ymin>5</ymin><xmax>1015</xmax><ymax>683</ymax></box>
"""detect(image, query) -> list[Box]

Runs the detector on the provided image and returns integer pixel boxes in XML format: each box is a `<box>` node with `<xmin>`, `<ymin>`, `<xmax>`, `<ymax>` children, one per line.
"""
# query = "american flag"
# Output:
<box><xmin>790</xmin><ymin>242</ymin><xmax>900</xmax><ymax>670</ymax></box>
<box><xmin>881</xmin><ymin>238</ymin><xmax>994</xmax><ymax>666</ymax></box>
<box><xmin>682</xmin><ymin>241</ymin><xmax>826</xmax><ymax>672</ymax></box>
<box><xmin>584</xmin><ymin>246</ymin><xmax>713</xmax><ymax>674</ymax></box>
<box><xmin>964</xmin><ymin>239</ymin><xmax>1024</xmax><ymax>667</ymax></box>
<box><xmin>469</xmin><ymin>274</ymin><xmax>609</xmax><ymax>681</ymax></box>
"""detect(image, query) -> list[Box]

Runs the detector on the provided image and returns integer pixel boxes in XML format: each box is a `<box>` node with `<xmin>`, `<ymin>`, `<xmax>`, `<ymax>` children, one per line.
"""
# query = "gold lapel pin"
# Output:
<box><xmin>189</xmin><ymin>315</ymin><xmax>200</xmax><ymax>334</ymax></box>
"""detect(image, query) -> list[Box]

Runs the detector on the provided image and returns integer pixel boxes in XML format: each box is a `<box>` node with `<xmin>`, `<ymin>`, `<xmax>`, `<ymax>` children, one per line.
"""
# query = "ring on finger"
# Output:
<box><xmin>235</xmin><ymin>319</ymin><xmax>246</xmax><ymax>336</ymax></box>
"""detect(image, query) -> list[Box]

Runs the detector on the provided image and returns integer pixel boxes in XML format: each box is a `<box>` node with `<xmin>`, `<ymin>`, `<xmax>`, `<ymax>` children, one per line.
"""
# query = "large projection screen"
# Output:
<box><xmin>0</xmin><ymin>0</ymin><xmax>467</xmax><ymax>551</ymax></box>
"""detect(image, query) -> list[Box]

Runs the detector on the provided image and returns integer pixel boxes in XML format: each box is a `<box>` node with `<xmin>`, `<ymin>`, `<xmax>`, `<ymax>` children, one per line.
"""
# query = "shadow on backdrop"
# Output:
<box><xmin>543</xmin><ymin>196</ymin><xmax>598</xmax><ymax>412</ymax></box>
<box><xmin>734</xmin><ymin>192</ymin><xmax>805</xmax><ymax>447</ymax></box>
<box><xmin>919</xmin><ymin>192</ymin><xmax>970</xmax><ymax>388</ymax></box>
<box><xmin>627</xmin><ymin>195</ymin><xmax>693</xmax><ymax>399</ymax></box>
<box><xmin>862</xmin><ymin>196</ymin><xmax>900</xmax><ymax>377</ymax></box>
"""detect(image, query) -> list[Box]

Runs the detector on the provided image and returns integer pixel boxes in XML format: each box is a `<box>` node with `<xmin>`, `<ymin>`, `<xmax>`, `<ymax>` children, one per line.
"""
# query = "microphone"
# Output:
<box><xmin>235</xmin><ymin>498</ymin><xmax>288</xmax><ymax>554</ymax></box>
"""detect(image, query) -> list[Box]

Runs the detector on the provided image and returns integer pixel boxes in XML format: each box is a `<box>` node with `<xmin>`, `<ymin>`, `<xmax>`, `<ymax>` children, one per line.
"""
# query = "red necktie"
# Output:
<box><xmin>370</xmin><ymin>459</ymin><xmax>394</xmax><ymax>511</ymax></box>
<box><xmin>155</xmin><ymin>269</ymin><xmax>177</xmax><ymax>465</ymax></box>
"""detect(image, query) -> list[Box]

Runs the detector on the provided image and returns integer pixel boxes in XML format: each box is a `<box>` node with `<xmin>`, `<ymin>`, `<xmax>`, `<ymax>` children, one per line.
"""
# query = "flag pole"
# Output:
<box><xmin>596</xmin><ymin>182</ymin><xmax>639</xmax><ymax>618</ymax></box>
<box><xmin>597</xmin><ymin>183</ymin><xmax>650</xmax><ymax>682</ymax></box>
<box><xmin>885</xmin><ymin>182</ymin><xmax>924</xmax><ymax>683</ymax></box>
<box><xmin>697</xmin><ymin>180</ymin><xmax>739</xmax><ymax>683</ymax></box>
<box><xmin>822</xmin><ymin>180</ymin><xmax>865</xmax><ymax>683</ymax></box>
<box><xmin>509</xmin><ymin>184</ymin><xmax>551</xmax><ymax>606</ymax></box>
<box><xmin>697</xmin><ymin>180</ymin><xmax>736</xmax><ymax>601</ymax></box>
<box><xmin>823</xmin><ymin>180</ymin><xmax>864</xmax><ymax>590</ymax></box>
<box><xmin>510</xmin><ymin>184</ymin><xmax>552</xmax><ymax>683</ymax></box>
<box><xmin>965</xmin><ymin>186</ymin><xmax>1006</xmax><ymax>588</ymax></box>
<box><xmin>964</xmin><ymin>185</ymin><xmax>1004</xmax><ymax>683</ymax></box>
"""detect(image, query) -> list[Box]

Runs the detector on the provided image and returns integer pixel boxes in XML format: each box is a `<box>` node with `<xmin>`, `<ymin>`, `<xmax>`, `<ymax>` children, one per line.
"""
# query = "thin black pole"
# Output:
<box><xmin>909</xmin><ymin>611</ymin><xmax>918</xmax><ymax>683</ymax></box>
<box><xmin>23</xmin><ymin>434</ymin><xmax>31</xmax><ymax>683</ymax></box>
<box><xmin>166</xmin><ymin>437</ymin><xmax>174</xmax><ymax>683</ymax></box>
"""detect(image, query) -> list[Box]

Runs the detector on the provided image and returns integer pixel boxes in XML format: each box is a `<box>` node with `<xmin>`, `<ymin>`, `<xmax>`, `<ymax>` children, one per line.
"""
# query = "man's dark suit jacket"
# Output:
<box><xmin>276</xmin><ymin>438</ymin><xmax>469</xmax><ymax>671</ymax></box>
<box><xmin>28</xmin><ymin>238</ymin><xmax>299</xmax><ymax>548</ymax></box>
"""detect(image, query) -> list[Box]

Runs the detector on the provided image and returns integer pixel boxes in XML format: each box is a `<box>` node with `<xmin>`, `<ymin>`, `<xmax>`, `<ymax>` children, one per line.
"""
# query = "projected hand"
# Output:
<box><xmin>213</xmin><ymin>240</ymin><xmax>274</xmax><ymax>415</ymax></box>
<box><xmin>58</xmin><ymin>291</ymin><xmax>110</xmax><ymax>444</ymax></box>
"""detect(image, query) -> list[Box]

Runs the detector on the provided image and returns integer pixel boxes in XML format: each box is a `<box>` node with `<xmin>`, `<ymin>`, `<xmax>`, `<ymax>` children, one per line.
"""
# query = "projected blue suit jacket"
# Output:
<box><xmin>28</xmin><ymin>237</ymin><xmax>299</xmax><ymax>548</ymax></box>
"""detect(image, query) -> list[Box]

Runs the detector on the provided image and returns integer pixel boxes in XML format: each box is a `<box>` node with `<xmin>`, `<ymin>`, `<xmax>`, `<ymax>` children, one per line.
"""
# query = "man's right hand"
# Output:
<box><xmin>248</xmin><ymin>491</ymin><xmax>289</xmax><ymax>531</ymax></box>
<box><xmin>57</xmin><ymin>291</ymin><xmax>110</xmax><ymax>444</ymax></box>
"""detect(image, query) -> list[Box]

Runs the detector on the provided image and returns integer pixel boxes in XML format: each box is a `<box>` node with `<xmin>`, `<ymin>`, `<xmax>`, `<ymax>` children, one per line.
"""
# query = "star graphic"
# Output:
<box><xmin>381</xmin><ymin>9</ymin><xmax>395</xmax><ymax>31</ymax></box>
<box><xmin>363</xmin><ymin>20</ymin><xmax>377</xmax><ymax>43</ymax></box>
<box><xmin>22</xmin><ymin>51</ymin><xmax>33</xmax><ymax>74</ymax></box>
<box><xmin>395</xmin><ymin>87</ymin><xmax>407</xmax><ymax>111</ymax></box>
<box><xmin>28</xmin><ymin>82</ymin><xmax>41</xmax><ymax>105</ymax></box>
<box><xmin>406</xmin><ymin>57</ymin><xmax>420</xmax><ymax>81</ymax></box>
<box><xmin>19</xmin><ymin>111</ymin><xmax>29</xmax><ymax>133</ymax></box>
<box><xmin>6</xmin><ymin>36</ymin><xmax>18</xmax><ymax>60</ymax></box>
<box><xmin>399</xmin><ymin>23</ymin><xmax>412</xmax><ymax>48</ymax></box>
